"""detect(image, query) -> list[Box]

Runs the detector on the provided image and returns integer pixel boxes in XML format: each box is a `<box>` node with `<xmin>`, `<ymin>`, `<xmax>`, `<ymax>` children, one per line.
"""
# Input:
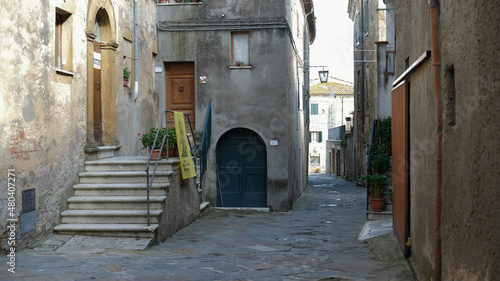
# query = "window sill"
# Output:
<box><xmin>229</xmin><ymin>65</ymin><xmax>252</xmax><ymax>69</ymax></box>
<box><xmin>55</xmin><ymin>68</ymin><xmax>74</xmax><ymax>76</ymax></box>
<box><xmin>158</xmin><ymin>2</ymin><xmax>202</xmax><ymax>6</ymax></box>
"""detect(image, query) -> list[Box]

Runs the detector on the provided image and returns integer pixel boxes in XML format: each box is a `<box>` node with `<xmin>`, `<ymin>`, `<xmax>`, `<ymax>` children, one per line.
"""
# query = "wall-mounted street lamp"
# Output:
<box><xmin>318</xmin><ymin>68</ymin><xmax>329</xmax><ymax>83</ymax></box>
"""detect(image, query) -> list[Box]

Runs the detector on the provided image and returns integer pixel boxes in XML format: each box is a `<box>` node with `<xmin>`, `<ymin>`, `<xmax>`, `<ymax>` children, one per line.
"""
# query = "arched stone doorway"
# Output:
<box><xmin>216</xmin><ymin>128</ymin><xmax>267</xmax><ymax>207</ymax></box>
<box><xmin>85</xmin><ymin>0</ymin><xmax>119</xmax><ymax>148</ymax></box>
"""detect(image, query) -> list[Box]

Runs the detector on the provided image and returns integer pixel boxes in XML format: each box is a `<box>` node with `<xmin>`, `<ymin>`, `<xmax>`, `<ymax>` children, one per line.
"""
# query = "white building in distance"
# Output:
<box><xmin>309</xmin><ymin>78</ymin><xmax>354</xmax><ymax>173</ymax></box>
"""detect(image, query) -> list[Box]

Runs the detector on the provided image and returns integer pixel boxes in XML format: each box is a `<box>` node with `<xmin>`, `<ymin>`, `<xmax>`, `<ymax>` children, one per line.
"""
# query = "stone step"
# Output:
<box><xmin>85</xmin><ymin>157</ymin><xmax>179</xmax><ymax>172</ymax></box>
<box><xmin>74</xmin><ymin>183</ymin><xmax>170</xmax><ymax>196</ymax></box>
<box><xmin>79</xmin><ymin>171</ymin><xmax>173</xmax><ymax>184</ymax></box>
<box><xmin>61</xmin><ymin>210</ymin><xmax>162</xmax><ymax>224</ymax></box>
<box><xmin>67</xmin><ymin>196</ymin><xmax>167</xmax><ymax>210</ymax></box>
<box><xmin>53</xmin><ymin>223</ymin><xmax>159</xmax><ymax>239</ymax></box>
<box><xmin>96</xmin><ymin>146</ymin><xmax>120</xmax><ymax>159</ymax></box>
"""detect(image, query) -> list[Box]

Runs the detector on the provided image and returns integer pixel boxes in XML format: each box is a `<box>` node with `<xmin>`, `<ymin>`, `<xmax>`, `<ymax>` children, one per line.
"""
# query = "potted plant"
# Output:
<box><xmin>359</xmin><ymin>172</ymin><xmax>390</xmax><ymax>212</ymax></box>
<box><xmin>123</xmin><ymin>67</ymin><xmax>131</xmax><ymax>87</ymax></box>
<box><xmin>139</xmin><ymin>127</ymin><xmax>166</xmax><ymax>160</ymax></box>
<box><xmin>167</xmin><ymin>127</ymin><xmax>179</xmax><ymax>157</ymax></box>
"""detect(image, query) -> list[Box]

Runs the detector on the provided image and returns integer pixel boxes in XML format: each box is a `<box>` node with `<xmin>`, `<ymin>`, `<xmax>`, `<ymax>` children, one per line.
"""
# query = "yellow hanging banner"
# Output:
<box><xmin>174</xmin><ymin>111</ymin><xmax>197</xmax><ymax>180</ymax></box>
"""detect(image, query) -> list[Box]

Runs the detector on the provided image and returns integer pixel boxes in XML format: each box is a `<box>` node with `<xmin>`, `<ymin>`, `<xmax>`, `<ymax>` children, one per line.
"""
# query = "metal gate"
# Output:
<box><xmin>391</xmin><ymin>80</ymin><xmax>411</xmax><ymax>256</ymax></box>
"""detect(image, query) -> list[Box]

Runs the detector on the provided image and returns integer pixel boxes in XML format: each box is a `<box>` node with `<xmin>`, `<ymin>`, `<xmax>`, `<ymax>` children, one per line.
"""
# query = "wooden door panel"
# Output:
<box><xmin>93</xmin><ymin>42</ymin><xmax>103</xmax><ymax>145</ymax></box>
<box><xmin>391</xmin><ymin>80</ymin><xmax>410</xmax><ymax>256</ymax></box>
<box><xmin>166</xmin><ymin>63</ymin><xmax>195</xmax><ymax>127</ymax></box>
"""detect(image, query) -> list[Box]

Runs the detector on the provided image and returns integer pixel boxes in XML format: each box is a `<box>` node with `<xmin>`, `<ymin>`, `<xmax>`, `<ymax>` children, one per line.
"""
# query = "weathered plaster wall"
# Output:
<box><xmin>157</xmin><ymin>165</ymin><xmax>200</xmax><ymax>243</ymax></box>
<box><xmin>156</xmin><ymin>0</ymin><xmax>309</xmax><ymax>211</ymax></box>
<box><xmin>395</xmin><ymin>1</ymin><xmax>500</xmax><ymax>280</ymax></box>
<box><xmin>114</xmin><ymin>0</ymin><xmax>158</xmax><ymax>156</ymax></box>
<box><xmin>0</xmin><ymin>0</ymin><xmax>158</xmax><ymax>247</ymax></box>
<box><xmin>0</xmin><ymin>0</ymin><xmax>88</xmax><ymax>246</ymax></box>
<box><xmin>438</xmin><ymin>0</ymin><xmax>500</xmax><ymax>280</ymax></box>
<box><xmin>394</xmin><ymin>2</ymin><xmax>436</xmax><ymax>280</ymax></box>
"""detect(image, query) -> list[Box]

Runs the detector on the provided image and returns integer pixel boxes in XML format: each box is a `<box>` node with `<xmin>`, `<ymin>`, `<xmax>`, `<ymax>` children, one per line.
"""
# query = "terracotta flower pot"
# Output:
<box><xmin>148</xmin><ymin>149</ymin><xmax>162</xmax><ymax>160</ymax></box>
<box><xmin>370</xmin><ymin>197</ymin><xmax>386</xmax><ymax>212</ymax></box>
<box><xmin>169</xmin><ymin>146</ymin><xmax>179</xmax><ymax>157</ymax></box>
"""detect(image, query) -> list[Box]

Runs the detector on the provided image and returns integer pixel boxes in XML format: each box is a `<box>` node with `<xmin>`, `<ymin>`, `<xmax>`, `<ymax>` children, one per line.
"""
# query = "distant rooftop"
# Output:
<box><xmin>310</xmin><ymin>77</ymin><xmax>354</xmax><ymax>95</ymax></box>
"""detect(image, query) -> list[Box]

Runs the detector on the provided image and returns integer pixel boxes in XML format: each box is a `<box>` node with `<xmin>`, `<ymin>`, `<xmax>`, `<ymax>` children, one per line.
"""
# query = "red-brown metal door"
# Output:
<box><xmin>391</xmin><ymin>80</ymin><xmax>410</xmax><ymax>256</ymax></box>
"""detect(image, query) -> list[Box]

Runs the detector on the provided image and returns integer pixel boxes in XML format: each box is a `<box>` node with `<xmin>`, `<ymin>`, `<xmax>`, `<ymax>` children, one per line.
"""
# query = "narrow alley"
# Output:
<box><xmin>0</xmin><ymin>174</ymin><xmax>413</xmax><ymax>281</ymax></box>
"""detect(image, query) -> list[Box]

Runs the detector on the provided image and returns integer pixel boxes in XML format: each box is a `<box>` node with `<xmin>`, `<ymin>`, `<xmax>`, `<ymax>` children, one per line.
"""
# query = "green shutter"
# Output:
<box><xmin>318</xmin><ymin>131</ymin><xmax>323</xmax><ymax>143</ymax></box>
<box><xmin>309</xmin><ymin>131</ymin><xmax>311</xmax><ymax>143</ymax></box>
<box><xmin>311</xmin><ymin>104</ymin><xmax>318</xmax><ymax>115</ymax></box>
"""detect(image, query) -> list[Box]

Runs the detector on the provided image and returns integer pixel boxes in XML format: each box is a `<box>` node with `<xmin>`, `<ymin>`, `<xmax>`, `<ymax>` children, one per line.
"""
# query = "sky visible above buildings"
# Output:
<box><xmin>309</xmin><ymin>0</ymin><xmax>354</xmax><ymax>83</ymax></box>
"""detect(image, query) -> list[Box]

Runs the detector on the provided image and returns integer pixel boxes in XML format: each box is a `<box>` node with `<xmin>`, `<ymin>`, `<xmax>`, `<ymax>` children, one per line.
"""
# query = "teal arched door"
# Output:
<box><xmin>216</xmin><ymin>128</ymin><xmax>267</xmax><ymax>207</ymax></box>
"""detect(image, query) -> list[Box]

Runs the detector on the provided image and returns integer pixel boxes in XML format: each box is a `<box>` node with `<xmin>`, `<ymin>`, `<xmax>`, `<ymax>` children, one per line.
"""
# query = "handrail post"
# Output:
<box><xmin>198</xmin><ymin>101</ymin><xmax>212</xmax><ymax>203</ymax></box>
<box><xmin>185</xmin><ymin>114</ymin><xmax>197</xmax><ymax>167</ymax></box>
<box><xmin>145</xmin><ymin>110</ymin><xmax>167</xmax><ymax>226</ymax></box>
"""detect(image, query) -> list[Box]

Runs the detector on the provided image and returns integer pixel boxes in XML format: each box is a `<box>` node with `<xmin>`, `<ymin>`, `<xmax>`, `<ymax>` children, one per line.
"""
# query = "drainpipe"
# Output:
<box><xmin>429</xmin><ymin>0</ymin><xmax>442</xmax><ymax>280</ymax></box>
<box><xmin>134</xmin><ymin>0</ymin><xmax>139</xmax><ymax>100</ymax></box>
<box><xmin>360</xmin><ymin>1</ymin><xmax>366</xmax><ymax>179</ymax></box>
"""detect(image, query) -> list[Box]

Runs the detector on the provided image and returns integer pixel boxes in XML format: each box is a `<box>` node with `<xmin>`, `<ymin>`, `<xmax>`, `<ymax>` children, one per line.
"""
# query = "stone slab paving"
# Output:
<box><xmin>0</xmin><ymin>174</ymin><xmax>415</xmax><ymax>280</ymax></box>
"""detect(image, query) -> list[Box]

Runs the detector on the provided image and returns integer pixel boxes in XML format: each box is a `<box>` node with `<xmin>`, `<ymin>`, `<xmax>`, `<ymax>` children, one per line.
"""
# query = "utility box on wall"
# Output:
<box><xmin>21</xmin><ymin>189</ymin><xmax>36</xmax><ymax>234</ymax></box>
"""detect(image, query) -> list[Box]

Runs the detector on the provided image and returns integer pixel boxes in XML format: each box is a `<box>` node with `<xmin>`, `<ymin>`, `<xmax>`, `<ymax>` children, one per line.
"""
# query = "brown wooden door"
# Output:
<box><xmin>166</xmin><ymin>62</ymin><xmax>195</xmax><ymax>128</ymax></box>
<box><xmin>336</xmin><ymin>149</ymin><xmax>340</xmax><ymax>176</ymax></box>
<box><xmin>93</xmin><ymin>42</ymin><xmax>103</xmax><ymax>146</ymax></box>
<box><xmin>391</xmin><ymin>80</ymin><xmax>410</xmax><ymax>256</ymax></box>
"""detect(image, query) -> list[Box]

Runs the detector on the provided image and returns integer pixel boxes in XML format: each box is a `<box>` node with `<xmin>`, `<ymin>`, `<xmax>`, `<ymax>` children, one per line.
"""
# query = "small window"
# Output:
<box><xmin>354</xmin><ymin>11</ymin><xmax>360</xmax><ymax>46</ymax></box>
<box><xmin>364</xmin><ymin>0</ymin><xmax>369</xmax><ymax>35</ymax></box>
<box><xmin>386</xmin><ymin>50</ymin><xmax>395</xmax><ymax>74</ymax></box>
<box><xmin>232</xmin><ymin>32</ymin><xmax>249</xmax><ymax>66</ymax></box>
<box><xmin>311</xmin><ymin>103</ymin><xmax>319</xmax><ymax>115</ymax></box>
<box><xmin>55</xmin><ymin>8</ymin><xmax>73</xmax><ymax>73</ymax></box>
<box><xmin>309</xmin><ymin>131</ymin><xmax>322</xmax><ymax>143</ymax></box>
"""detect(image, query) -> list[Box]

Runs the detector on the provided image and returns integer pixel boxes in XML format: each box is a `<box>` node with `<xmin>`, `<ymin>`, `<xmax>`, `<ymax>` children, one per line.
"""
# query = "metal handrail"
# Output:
<box><xmin>198</xmin><ymin>101</ymin><xmax>212</xmax><ymax>201</ymax></box>
<box><xmin>145</xmin><ymin>110</ymin><xmax>196</xmax><ymax>225</ymax></box>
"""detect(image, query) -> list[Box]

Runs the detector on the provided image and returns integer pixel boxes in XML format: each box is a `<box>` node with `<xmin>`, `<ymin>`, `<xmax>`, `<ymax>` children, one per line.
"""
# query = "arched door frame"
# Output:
<box><xmin>85</xmin><ymin>0</ymin><xmax>119</xmax><ymax>148</ymax></box>
<box><xmin>216</xmin><ymin>128</ymin><xmax>268</xmax><ymax>207</ymax></box>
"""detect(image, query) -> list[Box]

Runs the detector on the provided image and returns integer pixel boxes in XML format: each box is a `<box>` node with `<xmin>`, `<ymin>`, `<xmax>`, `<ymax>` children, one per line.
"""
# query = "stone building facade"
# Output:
<box><xmin>309</xmin><ymin>79</ymin><xmax>354</xmax><ymax>174</ymax></box>
<box><xmin>155</xmin><ymin>0</ymin><xmax>315</xmax><ymax>211</ymax></box>
<box><xmin>392</xmin><ymin>1</ymin><xmax>500</xmax><ymax>280</ymax></box>
<box><xmin>0</xmin><ymin>0</ymin><xmax>158</xmax><ymax>246</ymax></box>
<box><xmin>347</xmin><ymin>0</ymin><xmax>394</xmax><ymax>180</ymax></box>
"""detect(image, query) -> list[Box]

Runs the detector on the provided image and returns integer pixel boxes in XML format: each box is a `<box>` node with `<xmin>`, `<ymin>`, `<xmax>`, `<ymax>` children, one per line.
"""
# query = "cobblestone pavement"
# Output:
<box><xmin>0</xmin><ymin>174</ymin><xmax>415</xmax><ymax>280</ymax></box>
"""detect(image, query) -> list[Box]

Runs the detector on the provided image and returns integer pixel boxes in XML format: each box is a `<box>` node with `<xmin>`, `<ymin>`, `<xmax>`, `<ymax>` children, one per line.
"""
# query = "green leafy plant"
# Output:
<box><xmin>359</xmin><ymin>172</ymin><xmax>390</xmax><ymax>198</ymax></box>
<box><xmin>385</xmin><ymin>188</ymin><xmax>393</xmax><ymax>204</ymax></box>
<box><xmin>123</xmin><ymin>67</ymin><xmax>131</xmax><ymax>79</ymax></box>
<box><xmin>167</xmin><ymin>127</ymin><xmax>177</xmax><ymax>147</ymax></box>
<box><xmin>376</xmin><ymin>117</ymin><xmax>392</xmax><ymax>148</ymax></box>
<box><xmin>138</xmin><ymin>128</ymin><xmax>166</xmax><ymax>149</ymax></box>
<box><xmin>368</xmin><ymin>144</ymin><xmax>391</xmax><ymax>174</ymax></box>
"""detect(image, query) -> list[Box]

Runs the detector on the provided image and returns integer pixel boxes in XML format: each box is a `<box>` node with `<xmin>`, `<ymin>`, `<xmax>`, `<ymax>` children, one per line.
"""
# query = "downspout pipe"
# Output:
<box><xmin>429</xmin><ymin>0</ymin><xmax>442</xmax><ymax>280</ymax></box>
<box><xmin>134</xmin><ymin>0</ymin><xmax>139</xmax><ymax>100</ymax></box>
<box><xmin>360</xmin><ymin>0</ymin><xmax>366</xmax><ymax>178</ymax></box>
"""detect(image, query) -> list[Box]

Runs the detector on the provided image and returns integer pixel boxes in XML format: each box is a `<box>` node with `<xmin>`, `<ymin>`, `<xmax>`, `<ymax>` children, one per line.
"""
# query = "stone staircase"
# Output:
<box><xmin>54</xmin><ymin>157</ymin><xmax>179</xmax><ymax>242</ymax></box>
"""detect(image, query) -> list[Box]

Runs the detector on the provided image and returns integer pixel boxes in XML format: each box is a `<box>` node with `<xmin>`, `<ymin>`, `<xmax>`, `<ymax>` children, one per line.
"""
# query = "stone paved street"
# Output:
<box><xmin>0</xmin><ymin>174</ymin><xmax>414</xmax><ymax>280</ymax></box>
